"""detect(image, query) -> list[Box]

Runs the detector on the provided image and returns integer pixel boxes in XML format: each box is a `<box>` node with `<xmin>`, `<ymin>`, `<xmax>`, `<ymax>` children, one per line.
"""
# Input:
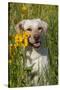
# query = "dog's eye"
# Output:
<box><xmin>38</xmin><ymin>27</ymin><xmax>42</xmax><ymax>30</ymax></box>
<box><xmin>27</xmin><ymin>28</ymin><xmax>32</xmax><ymax>31</ymax></box>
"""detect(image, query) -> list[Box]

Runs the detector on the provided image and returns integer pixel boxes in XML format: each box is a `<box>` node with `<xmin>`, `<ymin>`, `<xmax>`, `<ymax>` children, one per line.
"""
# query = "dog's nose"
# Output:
<box><xmin>34</xmin><ymin>34</ymin><xmax>40</xmax><ymax>40</ymax></box>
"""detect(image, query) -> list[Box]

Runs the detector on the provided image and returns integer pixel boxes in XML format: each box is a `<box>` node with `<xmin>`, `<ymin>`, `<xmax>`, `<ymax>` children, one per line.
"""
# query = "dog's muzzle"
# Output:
<box><xmin>28</xmin><ymin>36</ymin><xmax>41</xmax><ymax>48</ymax></box>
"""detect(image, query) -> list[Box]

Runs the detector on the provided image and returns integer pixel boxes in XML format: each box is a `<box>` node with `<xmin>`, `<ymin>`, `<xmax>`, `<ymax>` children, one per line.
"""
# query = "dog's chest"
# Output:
<box><xmin>26</xmin><ymin>48</ymin><xmax>49</xmax><ymax>73</ymax></box>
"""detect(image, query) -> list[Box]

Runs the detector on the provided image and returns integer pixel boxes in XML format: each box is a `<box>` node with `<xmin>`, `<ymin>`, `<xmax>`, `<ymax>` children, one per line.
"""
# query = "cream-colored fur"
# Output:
<box><xmin>26</xmin><ymin>47</ymin><xmax>49</xmax><ymax>85</ymax></box>
<box><xmin>15</xmin><ymin>19</ymin><xmax>49</xmax><ymax>85</ymax></box>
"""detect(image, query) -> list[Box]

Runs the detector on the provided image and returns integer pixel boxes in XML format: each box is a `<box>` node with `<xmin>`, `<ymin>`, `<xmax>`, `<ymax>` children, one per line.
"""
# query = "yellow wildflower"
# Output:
<box><xmin>14</xmin><ymin>31</ymin><xmax>31</xmax><ymax>48</ymax></box>
<box><xmin>23</xmin><ymin>31</ymin><xmax>31</xmax><ymax>38</ymax></box>
<box><xmin>22</xmin><ymin>38</ymin><xmax>28</xmax><ymax>48</ymax></box>
<box><xmin>21</xmin><ymin>5</ymin><xmax>28</xmax><ymax>14</ymax></box>
<box><xmin>15</xmin><ymin>34</ymin><xmax>23</xmax><ymax>43</ymax></box>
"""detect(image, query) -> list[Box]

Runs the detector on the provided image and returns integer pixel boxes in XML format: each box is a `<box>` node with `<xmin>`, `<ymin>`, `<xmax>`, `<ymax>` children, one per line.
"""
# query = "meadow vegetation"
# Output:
<box><xmin>8</xmin><ymin>3</ymin><xmax>58</xmax><ymax>87</ymax></box>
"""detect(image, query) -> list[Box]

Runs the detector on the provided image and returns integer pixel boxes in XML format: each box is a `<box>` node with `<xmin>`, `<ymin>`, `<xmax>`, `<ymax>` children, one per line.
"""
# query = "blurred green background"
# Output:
<box><xmin>8</xmin><ymin>3</ymin><xmax>58</xmax><ymax>87</ymax></box>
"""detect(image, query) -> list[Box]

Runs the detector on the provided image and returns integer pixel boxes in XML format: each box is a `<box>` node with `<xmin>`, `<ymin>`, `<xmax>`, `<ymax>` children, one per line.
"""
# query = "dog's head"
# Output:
<box><xmin>15</xmin><ymin>19</ymin><xmax>48</xmax><ymax>48</ymax></box>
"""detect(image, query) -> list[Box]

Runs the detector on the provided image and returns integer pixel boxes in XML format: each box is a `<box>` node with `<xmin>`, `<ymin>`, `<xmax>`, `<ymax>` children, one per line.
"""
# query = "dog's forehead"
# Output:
<box><xmin>24</xmin><ymin>20</ymin><xmax>32</xmax><ymax>28</ymax></box>
<box><xmin>24</xmin><ymin>19</ymin><xmax>41</xmax><ymax>29</ymax></box>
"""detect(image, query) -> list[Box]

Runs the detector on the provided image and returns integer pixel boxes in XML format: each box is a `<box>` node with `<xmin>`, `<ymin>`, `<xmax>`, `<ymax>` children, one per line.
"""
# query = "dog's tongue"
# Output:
<box><xmin>33</xmin><ymin>42</ymin><xmax>40</xmax><ymax>48</ymax></box>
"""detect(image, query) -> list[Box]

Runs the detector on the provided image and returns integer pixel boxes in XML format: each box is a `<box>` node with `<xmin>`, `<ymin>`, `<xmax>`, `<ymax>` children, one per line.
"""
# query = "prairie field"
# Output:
<box><xmin>8</xmin><ymin>3</ymin><xmax>58</xmax><ymax>87</ymax></box>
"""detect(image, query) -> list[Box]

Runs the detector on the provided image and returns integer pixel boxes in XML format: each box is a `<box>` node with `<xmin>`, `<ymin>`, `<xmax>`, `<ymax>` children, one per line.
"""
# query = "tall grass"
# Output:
<box><xmin>8</xmin><ymin>3</ymin><xmax>58</xmax><ymax>87</ymax></box>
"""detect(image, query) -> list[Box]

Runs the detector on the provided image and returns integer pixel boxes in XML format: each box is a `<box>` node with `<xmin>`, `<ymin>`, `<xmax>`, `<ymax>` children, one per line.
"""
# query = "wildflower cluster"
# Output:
<box><xmin>15</xmin><ymin>31</ymin><xmax>31</xmax><ymax>48</ymax></box>
<box><xmin>9</xmin><ymin>31</ymin><xmax>31</xmax><ymax>50</ymax></box>
<box><xmin>9</xmin><ymin>31</ymin><xmax>31</xmax><ymax>64</ymax></box>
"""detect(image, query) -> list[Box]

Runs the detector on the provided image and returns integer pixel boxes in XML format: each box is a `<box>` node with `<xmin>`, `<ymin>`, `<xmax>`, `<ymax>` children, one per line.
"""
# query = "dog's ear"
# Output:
<box><xmin>41</xmin><ymin>20</ymin><xmax>48</xmax><ymax>33</ymax></box>
<box><xmin>15</xmin><ymin>20</ymin><xmax>25</xmax><ymax>33</ymax></box>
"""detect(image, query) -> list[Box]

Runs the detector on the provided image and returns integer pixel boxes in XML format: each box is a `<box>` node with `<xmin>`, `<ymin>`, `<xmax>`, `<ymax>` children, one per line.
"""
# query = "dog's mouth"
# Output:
<box><xmin>33</xmin><ymin>42</ymin><xmax>40</xmax><ymax>48</ymax></box>
<box><xmin>28</xmin><ymin>37</ymin><xmax>41</xmax><ymax>48</ymax></box>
